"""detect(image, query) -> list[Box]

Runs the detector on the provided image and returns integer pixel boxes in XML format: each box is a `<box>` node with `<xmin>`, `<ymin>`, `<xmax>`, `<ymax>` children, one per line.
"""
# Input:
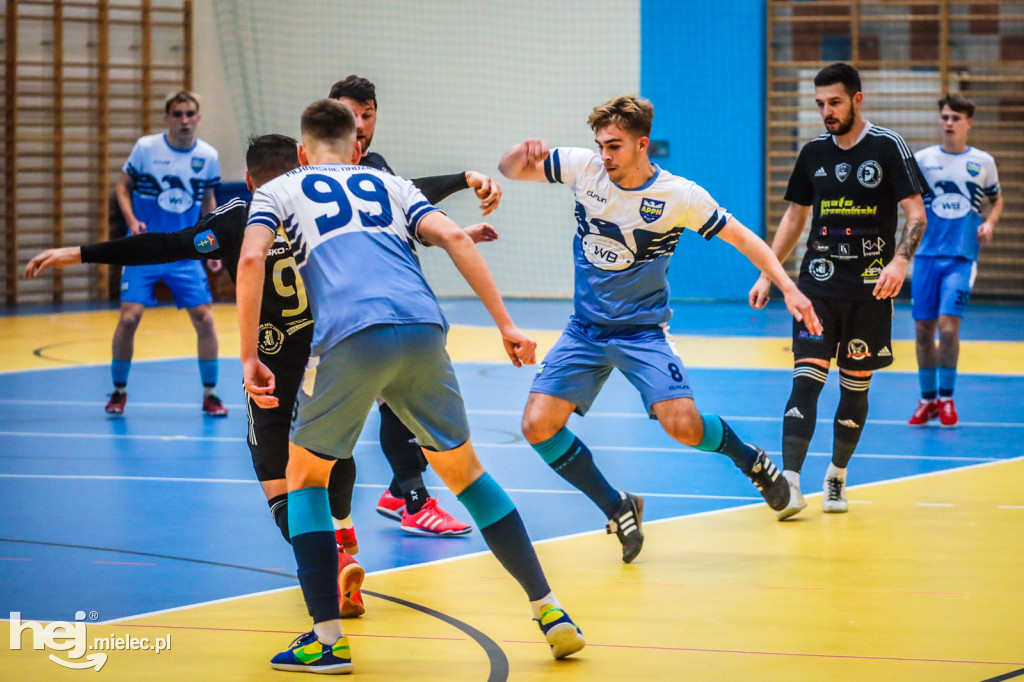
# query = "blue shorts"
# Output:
<box><xmin>530</xmin><ymin>316</ymin><xmax>694</xmax><ymax>418</ymax></box>
<box><xmin>912</xmin><ymin>256</ymin><xmax>976</xmax><ymax>320</ymax></box>
<box><xmin>291</xmin><ymin>324</ymin><xmax>470</xmax><ymax>459</ymax></box>
<box><xmin>119</xmin><ymin>261</ymin><xmax>212</xmax><ymax>309</ymax></box>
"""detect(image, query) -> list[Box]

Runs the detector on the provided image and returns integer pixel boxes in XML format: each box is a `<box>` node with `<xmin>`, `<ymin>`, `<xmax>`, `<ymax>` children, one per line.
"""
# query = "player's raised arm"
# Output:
<box><xmin>237</xmin><ymin>224</ymin><xmax>279</xmax><ymax>408</ymax></box>
<box><xmin>416</xmin><ymin>210</ymin><xmax>536</xmax><ymax>367</ymax></box>
<box><xmin>498</xmin><ymin>139</ymin><xmax>551</xmax><ymax>183</ymax></box>
<box><xmin>748</xmin><ymin>202</ymin><xmax>812</xmax><ymax>309</ymax></box>
<box><xmin>718</xmin><ymin>216</ymin><xmax>822</xmax><ymax>336</ymax></box>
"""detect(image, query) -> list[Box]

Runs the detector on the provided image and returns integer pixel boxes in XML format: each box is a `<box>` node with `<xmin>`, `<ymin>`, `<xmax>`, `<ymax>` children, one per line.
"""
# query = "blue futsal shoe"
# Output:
<box><xmin>270</xmin><ymin>631</ymin><xmax>353</xmax><ymax>674</ymax></box>
<box><xmin>535</xmin><ymin>604</ymin><xmax>586</xmax><ymax>659</ymax></box>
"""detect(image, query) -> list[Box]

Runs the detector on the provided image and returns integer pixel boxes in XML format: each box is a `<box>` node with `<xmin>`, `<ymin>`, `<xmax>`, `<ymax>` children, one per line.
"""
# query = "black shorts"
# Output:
<box><xmin>792</xmin><ymin>296</ymin><xmax>894</xmax><ymax>371</ymax></box>
<box><xmin>246</xmin><ymin>364</ymin><xmax>303</xmax><ymax>482</ymax></box>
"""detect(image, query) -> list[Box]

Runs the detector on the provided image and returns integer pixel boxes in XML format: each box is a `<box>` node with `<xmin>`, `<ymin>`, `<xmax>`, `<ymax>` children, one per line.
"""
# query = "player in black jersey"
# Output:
<box><xmin>24</xmin><ymin>134</ymin><xmax>503</xmax><ymax>615</ymax></box>
<box><xmin>329</xmin><ymin>74</ymin><xmax>502</xmax><ymax>536</ymax></box>
<box><xmin>749</xmin><ymin>63</ymin><xmax>927</xmax><ymax>519</ymax></box>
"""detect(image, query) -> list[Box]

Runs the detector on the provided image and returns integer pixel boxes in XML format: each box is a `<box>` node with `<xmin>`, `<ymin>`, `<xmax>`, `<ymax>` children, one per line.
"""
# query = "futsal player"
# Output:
<box><xmin>329</xmin><ymin>74</ymin><xmax>502</xmax><ymax>537</ymax></box>
<box><xmin>499</xmin><ymin>95</ymin><xmax>821</xmax><ymax>564</ymax></box>
<box><xmin>239</xmin><ymin>99</ymin><xmax>585</xmax><ymax>673</ymax></box>
<box><xmin>908</xmin><ymin>94</ymin><xmax>1002</xmax><ymax>428</ymax></box>
<box><xmin>110</xmin><ymin>91</ymin><xmax>226</xmax><ymax>417</ymax></box>
<box><xmin>749</xmin><ymin>63</ymin><xmax>928</xmax><ymax>518</ymax></box>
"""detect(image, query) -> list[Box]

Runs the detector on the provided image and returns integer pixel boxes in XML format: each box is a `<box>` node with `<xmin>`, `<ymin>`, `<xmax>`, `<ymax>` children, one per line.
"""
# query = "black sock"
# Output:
<box><xmin>833</xmin><ymin>372</ymin><xmax>871</xmax><ymax>469</ymax></box>
<box><xmin>379</xmin><ymin>402</ymin><xmax>430</xmax><ymax>498</ymax></box>
<box><xmin>268</xmin><ymin>493</ymin><xmax>290</xmax><ymax>543</ymax></box>
<box><xmin>478</xmin><ymin>510</ymin><xmax>551</xmax><ymax>601</ymax></box>
<box><xmin>532</xmin><ymin>429</ymin><xmax>621</xmax><ymax>519</ymax></box>
<box><xmin>782</xmin><ymin>362</ymin><xmax>828</xmax><ymax>473</ymax></box>
<box><xmin>405</xmin><ymin>486</ymin><xmax>429</xmax><ymax>514</ymax></box>
<box><xmin>328</xmin><ymin>457</ymin><xmax>356</xmax><ymax>521</ymax></box>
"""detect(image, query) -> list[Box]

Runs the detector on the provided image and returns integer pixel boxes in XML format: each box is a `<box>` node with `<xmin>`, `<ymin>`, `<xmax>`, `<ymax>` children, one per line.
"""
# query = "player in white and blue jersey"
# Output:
<box><xmin>237</xmin><ymin>99</ymin><xmax>585</xmax><ymax>674</ymax></box>
<box><xmin>909</xmin><ymin>94</ymin><xmax>1003</xmax><ymax>428</ymax></box>
<box><xmin>109</xmin><ymin>91</ymin><xmax>225</xmax><ymax>417</ymax></box>
<box><xmin>499</xmin><ymin>95</ymin><xmax>822</xmax><ymax>564</ymax></box>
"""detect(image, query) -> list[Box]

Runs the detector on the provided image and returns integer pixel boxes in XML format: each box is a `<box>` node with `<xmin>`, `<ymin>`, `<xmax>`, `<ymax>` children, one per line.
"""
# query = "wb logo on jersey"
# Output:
<box><xmin>582</xmin><ymin>234</ymin><xmax>635</xmax><ymax>271</ymax></box>
<box><xmin>194</xmin><ymin>230</ymin><xmax>219</xmax><ymax>253</ymax></box>
<box><xmin>931</xmin><ymin>191</ymin><xmax>971</xmax><ymax>220</ymax></box>
<box><xmin>639</xmin><ymin>198</ymin><xmax>665</xmax><ymax>224</ymax></box>
<box><xmin>191</xmin><ymin>157</ymin><xmax>206</xmax><ymax>173</ymax></box>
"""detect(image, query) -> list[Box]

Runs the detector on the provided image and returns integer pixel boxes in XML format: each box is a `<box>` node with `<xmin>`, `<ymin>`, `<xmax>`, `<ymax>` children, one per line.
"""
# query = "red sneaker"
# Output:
<box><xmin>105</xmin><ymin>390</ymin><xmax>127</xmax><ymax>415</ymax></box>
<box><xmin>335</xmin><ymin>527</ymin><xmax>358</xmax><ymax>555</ymax></box>
<box><xmin>375</xmin><ymin>490</ymin><xmax>405</xmax><ymax>521</ymax></box>
<box><xmin>202</xmin><ymin>394</ymin><xmax>229</xmax><ymax>417</ymax></box>
<box><xmin>337</xmin><ymin>550</ymin><xmax>365</xmax><ymax>618</ymax></box>
<box><xmin>938</xmin><ymin>398</ymin><xmax>959</xmax><ymax>428</ymax></box>
<box><xmin>908</xmin><ymin>399</ymin><xmax>938</xmax><ymax>426</ymax></box>
<box><xmin>400</xmin><ymin>498</ymin><xmax>472</xmax><ymax>537</ymax></box>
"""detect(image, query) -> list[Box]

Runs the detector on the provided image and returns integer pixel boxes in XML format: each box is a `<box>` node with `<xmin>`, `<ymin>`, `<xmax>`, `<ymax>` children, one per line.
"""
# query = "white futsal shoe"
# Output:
<box><xmin>776</xmin><ymin>470</ymin><xmax>807</xmax><ymax>521</ymax></box>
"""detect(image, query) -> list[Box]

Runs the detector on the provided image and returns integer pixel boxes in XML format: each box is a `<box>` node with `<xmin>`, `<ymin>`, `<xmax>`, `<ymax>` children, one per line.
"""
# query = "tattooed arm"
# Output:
<box><xmin>873</xmin><ymin>194</ymin><xmax>927</xmax><ymax>299</ymax></box>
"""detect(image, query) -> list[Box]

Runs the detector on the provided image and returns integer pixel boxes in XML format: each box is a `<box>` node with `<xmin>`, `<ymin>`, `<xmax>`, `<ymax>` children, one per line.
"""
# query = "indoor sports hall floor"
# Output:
<box><xmin>1</xmin><ymin>300</ymin><xmax>1022</xmax><ymax>681</ymax></box>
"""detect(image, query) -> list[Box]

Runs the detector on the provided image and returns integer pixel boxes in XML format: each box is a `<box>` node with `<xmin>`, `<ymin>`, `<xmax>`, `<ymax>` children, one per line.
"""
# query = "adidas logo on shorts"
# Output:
<box><xmin>878</xmin><ymin>346</ymin><xmax>892</xmax><ymax>357</ymax></box>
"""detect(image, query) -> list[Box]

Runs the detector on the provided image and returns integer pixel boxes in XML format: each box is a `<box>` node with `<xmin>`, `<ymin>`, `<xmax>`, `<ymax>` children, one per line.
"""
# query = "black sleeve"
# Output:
<box><xmin>410</xmin><ymin>172</ymin><xmax>470</xmax><ymax>205</ymax></box>
<box><xmin>80</xmin><ymin>232</ymin><xmax>198</xmax><ymax>266</ymax></box>
<box><xmin>887</xmin><ymin>137</ymin><xmax>927</xmax><ymax>202</ymax></box>
<box><xmin>783</xmin><ymin>145</ymin><xmax>814</xmax><ymax>206</ymax></box>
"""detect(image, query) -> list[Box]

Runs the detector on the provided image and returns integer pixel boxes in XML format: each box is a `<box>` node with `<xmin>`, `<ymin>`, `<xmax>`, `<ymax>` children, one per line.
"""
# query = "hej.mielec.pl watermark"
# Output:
<box><xmin>9</xmin><ymin>611</ymin><xmax>172</xmax><ymax>671</ymax></box>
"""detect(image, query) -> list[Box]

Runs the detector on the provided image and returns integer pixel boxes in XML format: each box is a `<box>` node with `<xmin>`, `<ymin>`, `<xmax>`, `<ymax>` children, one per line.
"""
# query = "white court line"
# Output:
<box><xmin>998</xmin><ymin>505</ymin><xmax>1024</xmax><ymax>509</ymax></box>
<box><xmin>0</xmin><ymin>430</ymin><xmax>1003</xmax><ymax>463</ymax></box>
<box><xmin>53</xmin><ymin>452</ymin><xmax>1022</xmax><ymax>626</ymax></box>
<box><xmin>0</xmin><ymin>399</ymin><xmax>1022</xmax><ymax>429</ymax></box>
<box><xmin>917</xmin><ymin>502</ymin><xmax>954</xmax><ymax>507</ymax></box>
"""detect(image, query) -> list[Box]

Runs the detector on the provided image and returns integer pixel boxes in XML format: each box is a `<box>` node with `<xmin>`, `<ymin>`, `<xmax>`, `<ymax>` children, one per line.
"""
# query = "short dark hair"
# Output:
<box><xmin>328</xmin><ymin>75</ymin><xmax>377</xmax><ymax>108</ymax></box>
<box><xmin>245</xmin><ymin>134</ymin><xmax>299</xmax><ymax>186</ymax></box>
<box><xmin>300</xmin><ymin>99</ymin><xmax>357</xmax><ymax>145</ymax></box>
<box><xmin>814</xmin><ymin>63</ymin><xmax>861</xmax><ymax>99</ymax></box>
<box><xmin>165</xmin><ymin>90</ymin><xmax>200</xmax><ymax>114</ymax></box>
<box><xmin>588</xmin><ymin>95</ymin><xmax>654</xmax><ymax>138</ymax></box>
<box><xmin>938</xmin><ymin>93</ymin><xmax>975</xmax><ymax>118</ymax></box>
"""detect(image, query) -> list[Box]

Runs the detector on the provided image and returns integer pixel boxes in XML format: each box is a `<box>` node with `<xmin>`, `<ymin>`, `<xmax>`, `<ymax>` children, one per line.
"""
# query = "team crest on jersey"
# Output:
<box><xmin>966</xmin><ymin>160</ymin><xmax>981</xmax><ymax>177</ymax></box>
<box><xmin>809</xmin><ymin>258</ymin><xmax>834</xmax><ymax>281</ymax></box>
<box><xmin>835</xmin><ymin>163</ymin><xmax>851</xmax><ymax>182</ymax></box>
<box><xmin>258</xmin><ymin>323</ymin><xmax>285</xmax><ymax>355</ymax></box>
<box><xmin>194</xmin><ymin>230</ymin><xmax>219</xmax><ymax>253</ymax></box>
<box><xmin>857</xmin><ymin>160</ymin><xmax>882</xmax><ymax>188</ymax></box>
<box><xmin>191</xmin><ymin>157</ymin><xmax>206</xmax><ymax>173</ymax></box>
<box><xmin>639</xmin><ymin>198</ymin><xmax>665</xmax><ymax>224</ymax></box>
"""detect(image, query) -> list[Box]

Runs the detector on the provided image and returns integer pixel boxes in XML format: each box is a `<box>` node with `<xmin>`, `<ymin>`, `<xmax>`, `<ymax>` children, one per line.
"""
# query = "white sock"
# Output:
<box><xmin>332</xmin><ymin>515</ymin><xmax>353</xmax><ymax>532</ymax></box>
<box><xmin>783</xmin><ymin>470</ymin><xmax>801</xmax><ymax>488</ymax></box>
<box><xmin>313</xmin><ymin>619</ymin><xmax>344</xmax><ymax>645</ymax></box>
<box><xmin>203</xmin><ymin>386</ymin><xmax>217</xmax><ymax>398</ymax></box>
<box><xmin>825</xmin><ymin>463</ymin><xmax>847</xmax><ymax>482</ymax></box>
<box><xmin>529</xmin><ymin>592</ymin><xmax>562</xmax><ymax>620</ymax></box>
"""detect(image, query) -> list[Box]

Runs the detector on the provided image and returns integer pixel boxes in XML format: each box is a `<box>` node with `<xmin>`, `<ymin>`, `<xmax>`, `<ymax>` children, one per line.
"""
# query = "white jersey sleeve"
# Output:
<box><xmin>543</xmin><ymin>147</ymin><xmax>600</xmax><ymax>190</ymax></box>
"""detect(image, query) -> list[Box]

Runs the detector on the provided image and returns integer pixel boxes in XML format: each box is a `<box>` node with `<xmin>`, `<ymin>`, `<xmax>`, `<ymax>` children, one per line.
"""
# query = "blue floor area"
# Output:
<box><xmin>1</xmin><ymin>357</ymin><xmax>1021</xmax><ymax>622</ymax></box>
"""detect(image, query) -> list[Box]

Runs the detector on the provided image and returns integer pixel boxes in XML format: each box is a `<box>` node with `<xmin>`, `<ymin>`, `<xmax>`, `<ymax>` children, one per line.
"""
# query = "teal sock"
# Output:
<box><xmin>531</xmin><ymin>428</ymin><xmax>620</xmax><ymax>518</ymax></box>
<box><xmin>458</xmin><ymin>473</ymin><xmax>550</xmax><ymax>600</ymax></box>
<box><xmin>111</xmin><ymin>360</ymin><xmax>131</xmax><ymax>389</ymax></box>
<box><xmin>695</xmin><ymin>414</ymin><xmax>757</xmax><ymax>473</ymax></box>
<box><xmin>198</xmin><ymin>359</ymin><xmax>218</xmax><ymax>388</ymax></box>
<box><xmin>938</xmin><ymin>366</ymin><xmax>956</xmax><ymax>398</ymax></box>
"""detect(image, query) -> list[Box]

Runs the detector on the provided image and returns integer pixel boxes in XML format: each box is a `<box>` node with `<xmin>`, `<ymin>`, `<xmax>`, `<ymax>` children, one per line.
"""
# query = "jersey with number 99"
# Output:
<box><xmin>247</xmin><ymin>164</ymin><xmax>444</xmax><ymax>355</ymax></box>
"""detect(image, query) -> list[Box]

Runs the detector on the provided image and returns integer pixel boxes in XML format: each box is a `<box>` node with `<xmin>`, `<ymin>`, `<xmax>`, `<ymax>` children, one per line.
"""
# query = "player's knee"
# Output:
<box><xmin>521</xmin><ymin>410</ymin><xmax>558</xmax><ymax>444</ymax></box>
<box><xmin>662</xmin><ymin>412</ymin><xmax>703</xmax><ymax>446</ymax></box>
<box><xmin>116</xmin><ymin>311</ymin><xmax>142</xmax><ymax>333</ymax></box>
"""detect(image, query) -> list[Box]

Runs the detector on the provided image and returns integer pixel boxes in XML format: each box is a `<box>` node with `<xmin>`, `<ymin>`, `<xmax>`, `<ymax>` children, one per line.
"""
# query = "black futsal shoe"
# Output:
<box><xmin>746</xmin><ymin>447</ymin><xmax>791</xmax><ymax>511</ymax></box>
<box><xmin>606</xmin><ymin>491</ymin><xmax>644</xmax><ymax>563</ymax></box>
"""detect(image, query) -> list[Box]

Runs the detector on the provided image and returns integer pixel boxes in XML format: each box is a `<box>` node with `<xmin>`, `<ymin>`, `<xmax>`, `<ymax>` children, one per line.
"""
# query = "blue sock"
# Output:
<box><xmin>198</xmin><ymin>359</ymin><xmax>219</xmax><ymax>388</ymax></box>
<box><xmin>918</xmin><ymin>367</ymin><xmax>938</xmax><ymax>400</ymax></box>
<box><xmin>288</xmin><ymin>487</ymin><xmax>340</xmax><ymax>624</ymax></box>
<box><xmin>111</xmin><ymin>360</ymin><xmax>131</xmax><ymax>389</ymax></box>
<box><xmin>695</xmin><ymin>414</ymin><xmax>758</xmax><ymax>473</ymax></box>
<box><xmin>531</xmin><ymin>428</ymin><xmax>620</xmax><ymax>518</ymax></box>
<box><xmin>457</xmin><ymin>473</ymin><xmax>550</xmax><ymax>601</ymax></box>
<box><xmin>938</xmin><ymin>366</ymin><xmax>956</xmax><ymax>398</ymax></box>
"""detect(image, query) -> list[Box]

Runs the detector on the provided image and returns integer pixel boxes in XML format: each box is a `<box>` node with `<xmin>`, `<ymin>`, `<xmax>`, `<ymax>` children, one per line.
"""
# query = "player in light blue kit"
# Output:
<box><xmin>110</xmin><ymin>91</ymin><xmax>226</xmax><ymax>416</ymax></box>
<box><xmin>499</xmin><ymin>95</ymin><xmax>822</xmax><ymax>563</ymax></box>
<box><xmin>909</xmin><ymin>94</ymin><xmax>1002</xmax><ymax>428</ymax></box>
<box><xmin>237</xmin><ymin>99</ymin><xmax>585</xmax><ymax>674</ymax></box>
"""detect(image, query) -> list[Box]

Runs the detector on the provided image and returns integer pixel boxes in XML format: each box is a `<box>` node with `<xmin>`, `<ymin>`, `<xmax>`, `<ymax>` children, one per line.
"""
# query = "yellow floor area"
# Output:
<box><xmin>2</xmin><ymin>304</ymin><xmax>1021</xmax><ymax>374</ymax></box>
<box><xmin>3</xmin><ymin>458</ymin><xmax>1022</xmax><ymax>680</ymax></box>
